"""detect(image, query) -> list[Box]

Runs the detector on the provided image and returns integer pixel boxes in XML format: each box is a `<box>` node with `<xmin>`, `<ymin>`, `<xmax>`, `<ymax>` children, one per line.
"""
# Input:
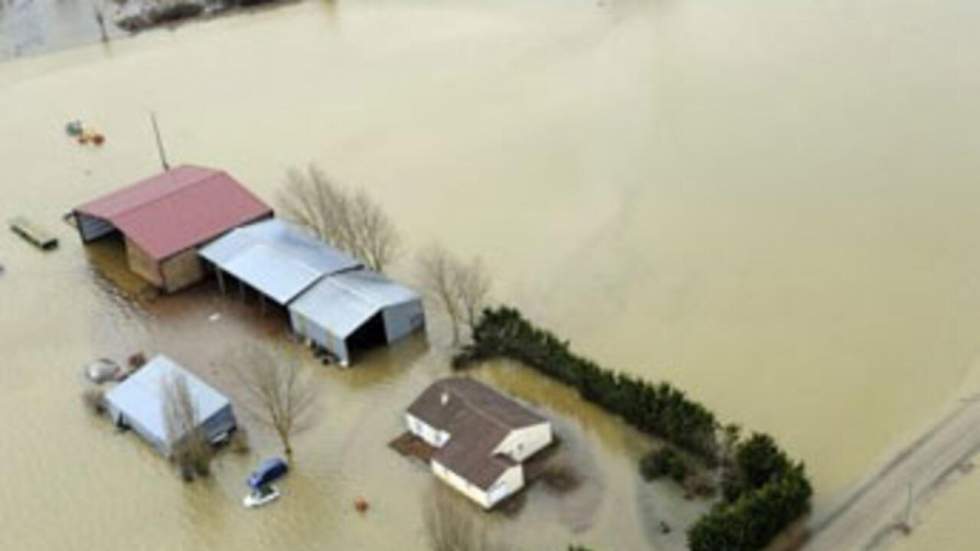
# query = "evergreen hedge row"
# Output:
<box><xmin>454</xmin><ymin>306</ymin><xmax>812</xmax><ymax>550</ymax></box>
<box><xmin>688</xmin><ymin>463</ymin><xmax>812</xmax><ymax>551</ymax></box>
<box><xmin>453</xmin><ymin>306</ymin><xmax>719</xmax><ymax>458</ymax></box>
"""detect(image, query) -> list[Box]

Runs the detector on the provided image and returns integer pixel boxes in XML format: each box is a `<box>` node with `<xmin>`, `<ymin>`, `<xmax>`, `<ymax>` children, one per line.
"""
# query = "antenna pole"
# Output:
<box><xmin>150</xmin><ymin>112</ymin><xmax>170</xmax><ymax>171</ymax></box>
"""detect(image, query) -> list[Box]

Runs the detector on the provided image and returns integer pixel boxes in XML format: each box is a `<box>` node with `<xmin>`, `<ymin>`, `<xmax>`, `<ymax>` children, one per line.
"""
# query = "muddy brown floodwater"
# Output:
<box><xmin>2</xmin><ymin>0</ymin><xmax>980</xmax><ymax>550</ymax></box>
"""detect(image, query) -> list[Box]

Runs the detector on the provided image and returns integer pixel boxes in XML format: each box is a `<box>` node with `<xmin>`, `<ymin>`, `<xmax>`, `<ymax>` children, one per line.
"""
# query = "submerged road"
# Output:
<box><xmin>807</xmin><ymin>398</ymin><xmax>980</xmax><ymax>550</ymax></box>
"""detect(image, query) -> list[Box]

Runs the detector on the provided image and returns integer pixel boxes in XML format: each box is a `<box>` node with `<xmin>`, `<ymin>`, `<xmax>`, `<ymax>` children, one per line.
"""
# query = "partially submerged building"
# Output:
<box><xmin>104</xmin><ymin>355</ymin><xmax>236</xmax><ymax>457</ymax></box>
<box><xmin>199</xmin><ymin>218</ymin><xmax>361</xmax><ymax>307</ymax></box>
<box><xmin>289</xmin><ymin>269</ymin><xmax>425</xmax><ymax>366</ymax></box>
<box><xmin>405</xmin><ymin>378</ymin><xmax>553</xmax><ymax>509</ymax></box>
<box><xmin>202</xmin><ymin>218</ymin><xmax>424</xmax><ymax>365</ymax></box>
<box><xmin>73</xmin><ymin>165</ymin><xmax>272</xmax><ymax>292</ymax></box>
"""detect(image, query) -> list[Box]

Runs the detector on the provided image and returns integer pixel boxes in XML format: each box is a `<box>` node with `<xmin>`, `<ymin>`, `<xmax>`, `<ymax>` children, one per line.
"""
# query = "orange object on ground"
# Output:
<box><xmin>93</xmin><ymin>134</ymin><xmax>105</xmax><ymax>145</ymax></box>
<box><xmin>354</xmin><ymin>497</ymin><xmax>369</xmax><ymax>513</ymax></box>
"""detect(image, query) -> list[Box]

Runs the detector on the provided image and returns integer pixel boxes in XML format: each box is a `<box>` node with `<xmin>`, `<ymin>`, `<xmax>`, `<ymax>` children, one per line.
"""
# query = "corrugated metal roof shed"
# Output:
<box><xmin>104</xmin><ymin>355</ymin><xmax>230</xmax><ymax>449</ymax></box>
<box><xmin>289</xmin><ymin>269</ymin><xmax>420</xmax><ymax>339</ymax></box>
<box><xmin>199</xmin><ymin>219</ymin><xmax>362</xmax><ymax>305</ymax></box>
<box><xmin>74</xmin><ymin>165</ymin><xmax>272</xmax><ymax>260</ymax></box>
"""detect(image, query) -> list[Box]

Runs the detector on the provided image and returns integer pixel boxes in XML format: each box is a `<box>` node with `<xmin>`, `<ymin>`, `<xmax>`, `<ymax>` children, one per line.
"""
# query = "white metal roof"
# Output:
<box><xmin>199</xmin><ymin>219</ymin><xmax>362</xmax><ymax>304</ymax></box>
<box><xmin>104</xmin><ymin>355</ymin><xmax>230</xmax><ymax>446</ymax></box>
<box><xmin>290</xmin><ymin>270</ymin><xmax>421</xmax><ymax>339</ymax></box>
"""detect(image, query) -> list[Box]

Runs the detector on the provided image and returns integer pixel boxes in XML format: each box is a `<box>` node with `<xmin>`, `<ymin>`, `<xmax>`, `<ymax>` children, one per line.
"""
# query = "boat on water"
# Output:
<box><xmin>243</xmin><ymin>485</ymin><xmax>280</xmax><ymax>508</ymax></box>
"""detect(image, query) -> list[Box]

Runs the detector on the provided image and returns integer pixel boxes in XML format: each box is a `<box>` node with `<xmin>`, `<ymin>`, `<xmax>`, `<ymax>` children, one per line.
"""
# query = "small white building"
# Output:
<box><xmin>104</xmin><ymin>355</ymin><xmax>236</xmax><ymax>457</ymax></box>
<box><xmin>405</xmin><ymin>378</ymin><xmax>553</xmax><ymax>509</ymax></box>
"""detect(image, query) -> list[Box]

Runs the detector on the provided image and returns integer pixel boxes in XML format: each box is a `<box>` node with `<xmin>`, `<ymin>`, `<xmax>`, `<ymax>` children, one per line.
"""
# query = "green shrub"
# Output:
<box><xmin>640</xmin><ymin>447</ymin><xmax>689</xmax><ymax>483</ymax></box>
<box><xmin>723</xmin><ymin>432</ymin><xmax>793</xmax><ymax>502</ymax></box>
<box><xmin>688</xmin><ymin>463</ymin><xmax>812</xmax><ymax>551</ymax></box>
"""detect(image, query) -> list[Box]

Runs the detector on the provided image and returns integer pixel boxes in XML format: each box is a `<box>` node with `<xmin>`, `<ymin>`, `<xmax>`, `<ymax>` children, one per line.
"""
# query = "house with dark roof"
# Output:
<box><xmin>72</xmin><ymin>165</ymin><xmax>272</xmax><ymax>292</ymax></box>
<box><xmin>405</xmin><ymin>378</ymin><xmax>553</xmax><ymax>509</ymax></box>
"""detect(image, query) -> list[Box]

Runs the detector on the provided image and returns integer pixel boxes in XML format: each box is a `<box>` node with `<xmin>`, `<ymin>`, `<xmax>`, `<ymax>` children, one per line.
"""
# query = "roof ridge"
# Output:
<box><xmin>327</xmin><ymin>271</ymin><xmax>381</xmax><ymax>306</ymax></box>
<box><xmin>124</xmin><ymin>168</ymin><xmax>224</xmax><ymax>213</ymax></box>
<box><xmin>444</xmin><ymin>381</ymin><xmax>521</xmax><ymax>434</ymax></box>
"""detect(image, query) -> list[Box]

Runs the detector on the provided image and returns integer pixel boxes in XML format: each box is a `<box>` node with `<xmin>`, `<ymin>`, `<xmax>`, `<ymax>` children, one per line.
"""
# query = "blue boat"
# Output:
<box><xmin>247</xmin><ymin>458</ymin><xmax>288</xmax><ymax>489</ymax></box>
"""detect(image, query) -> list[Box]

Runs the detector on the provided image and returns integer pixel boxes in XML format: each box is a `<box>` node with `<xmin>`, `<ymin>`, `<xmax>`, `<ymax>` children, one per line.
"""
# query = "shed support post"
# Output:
<box><xmin>216</xmin><ymin>268</ymin><xmax>226</xmax><ymax>295</ymax></box>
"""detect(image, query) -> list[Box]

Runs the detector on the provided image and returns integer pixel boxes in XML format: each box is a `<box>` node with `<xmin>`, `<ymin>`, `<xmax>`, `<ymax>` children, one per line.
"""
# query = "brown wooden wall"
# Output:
<box><xmin>124</xmin><ymin>237</ymin><xmax>163</xmax><ymax>287</ymax></box>
<box><xmin>160</xmin><ymin>248</ymin><xmax>205</xmax><ymax>293</ymax></box>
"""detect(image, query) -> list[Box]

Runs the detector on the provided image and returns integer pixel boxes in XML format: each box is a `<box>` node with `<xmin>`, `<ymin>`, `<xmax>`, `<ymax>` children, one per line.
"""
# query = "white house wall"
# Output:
<box><xmin>382</xmin><ymin>299</ymin><xmax>426</xmax><ymax>343</ymax></box>
<box><xmin>493</xmin><ymin>422</ymin><xmax>553</xmax><ymax>463</ymax></box>
<box><xmin>405</xmin><ymin>413</ymin><xmax>449</xmax><ymax>448</ymax></box>
<box><xmin>432</xmin><ymin>460</ymin><xmax>490</xmax><ymax>509</ymax></box>
<box><xmin>432</xmin><ymin>460</ymin><xmax>524</xmax><ymax>509</ymax></box>
<box><xmin>486</xmin><ymin>465</ymin><xmax>524</xmax><ymax>508</ymax></box>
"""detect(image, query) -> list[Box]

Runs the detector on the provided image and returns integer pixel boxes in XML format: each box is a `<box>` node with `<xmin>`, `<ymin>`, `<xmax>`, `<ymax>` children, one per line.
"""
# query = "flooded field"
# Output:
<box><xmin>2</xmin><ymin>0</ymin><xmax>980</xmax><ymax>549</ymax></box>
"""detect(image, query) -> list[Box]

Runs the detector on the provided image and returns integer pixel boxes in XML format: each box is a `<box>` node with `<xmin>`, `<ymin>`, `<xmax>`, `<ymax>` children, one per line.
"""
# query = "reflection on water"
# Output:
<box><xmin>2</xmin><ymin>0</ymin><xmax>980</xmax><ymax>549</ymax></box>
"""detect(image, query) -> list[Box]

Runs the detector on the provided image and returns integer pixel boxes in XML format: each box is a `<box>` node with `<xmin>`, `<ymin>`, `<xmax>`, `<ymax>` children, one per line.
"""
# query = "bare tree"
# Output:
<box><xmin>423</xmin><ymin>484</ymin><xmax>509</xmax><ymax>551</ymax></box>
<box><xmin>162</xmin><ymin>374</ymin><xmax>212</xmax><ymax>480</ymax></box>
<box><xmin>230</xmin><ymin>345</ymin><xmax>316</xmax><ymax>458</ymax></box>
<box><xmin>279</xmin><ymin>164</ymin><xmax>401</xmax><ymax>272</ymax></box>
<box><xmin>418</xmin><ymin>243</ymin><xmax>463</xmax><ymax>344</ymax></box>
<box><xmin>454</xmin><ymin>256</ymin><xmax>491</xmax><ymax>333</ymax></box>
<box><xmin>417</xmin><ymin>243</ymin><xmax>492</xmax><ymax>345</ymax></box>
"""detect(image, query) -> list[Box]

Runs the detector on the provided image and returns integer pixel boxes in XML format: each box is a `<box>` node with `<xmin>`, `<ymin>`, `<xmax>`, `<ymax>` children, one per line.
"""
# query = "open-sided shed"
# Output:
<box><xmin>73</xmin><ymin>165</ymin><xmax>272</xmax><ymax>292</ymax></box>
<box><xmin>289</xmin><ymin>269</ymin><xmax>425</xmax><ymax>366</ymax></box>
<box><xmin>104</xmin><ymin>355</ymin><xmax>236</xmax><ymax>457</ymax></box>
<box><xmin>199</xmin><ymin>218</ymin><xmax>362</xmax><ymax>306</ymax></box>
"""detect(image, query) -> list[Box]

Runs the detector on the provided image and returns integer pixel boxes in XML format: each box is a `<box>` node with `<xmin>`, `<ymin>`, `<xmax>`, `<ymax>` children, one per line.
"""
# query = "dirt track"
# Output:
<box><xmin>807</xmin><ymin>398</ymin><xmax>980</xmax><ymax>550</ymax></box>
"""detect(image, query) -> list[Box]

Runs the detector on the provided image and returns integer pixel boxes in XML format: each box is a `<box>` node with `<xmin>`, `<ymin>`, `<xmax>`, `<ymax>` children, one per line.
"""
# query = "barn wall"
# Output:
<box><xmin>106</xmin><ymin>400</ymin><xmax>168</xmax><ymax>456</ymax></box>
<box><xmin>200</xmin><ymin>404</ymin><xmax>237</xmax><ymax>443</ymax></box>
<box><xmin>290</xmin><ymin>309</ymin><xmax>351</xmax><ymax>365</ymax></box>
<box><xmin>125</xmin><ymin>237</ymin><xmax>163</xmax><ymax>287</ymax></box>
<box><xmin>382</xmin><ymin>299</ymin><xmax>426</xmax><ymax>343</ymax></box>
<box><xmin>161</xmin><ymin>248</ymin><xmax>205</xmax><ymax>293</ymax></box>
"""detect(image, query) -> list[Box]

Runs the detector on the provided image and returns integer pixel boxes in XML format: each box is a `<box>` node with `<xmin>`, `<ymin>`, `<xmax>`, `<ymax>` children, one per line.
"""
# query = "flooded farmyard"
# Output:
<box><xmin>2</xmin><ymin>0</ymin><xmax>980</xmax><ymax>549</ymax></box>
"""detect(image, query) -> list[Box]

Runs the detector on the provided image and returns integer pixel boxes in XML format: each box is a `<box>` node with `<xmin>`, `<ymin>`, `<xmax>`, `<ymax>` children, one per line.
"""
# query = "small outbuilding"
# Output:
<box><xmin>73</xmin><ymin>165</ymin><xmax>272</xmax><ymax>292</ymax></box>
<box><xmin>289</xmin><ymin>269</ymin><xmax>425</xmax><ymax>366</ymax></box>
<box><xmin>104</xmin><ymin>355</ymin><xmax>236</xmax><ymax>457</ymax></box>
<box><xmin>405</xmin><ymin>378</ymin><xmax>553</xmax><ymax>509</ymax></box>
<box><xmin>199</xmin><ymin>218</ymin><xmax>361</xmax><ymax>306</ymax></box>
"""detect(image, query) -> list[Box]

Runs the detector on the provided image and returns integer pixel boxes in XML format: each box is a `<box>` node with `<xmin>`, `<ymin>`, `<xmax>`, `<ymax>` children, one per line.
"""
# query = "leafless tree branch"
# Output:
<box><xmin>417</xmin><ymin>243</ymin><xmax>491</xmax><ymax>345</ymax></box>
<box><xmin>228</xmin><ymin>345</ymin><xmax>317</xmax><ymax>458</ymax></box>
<box><xmin>278</xmin><ymin>164</ymin><xmax>401</xmax><ymax>272</ymax></box>
<box><xmin>161</xmin><ymin>374</ymin><xmax>212</xmax><ymax>480</ymax></box>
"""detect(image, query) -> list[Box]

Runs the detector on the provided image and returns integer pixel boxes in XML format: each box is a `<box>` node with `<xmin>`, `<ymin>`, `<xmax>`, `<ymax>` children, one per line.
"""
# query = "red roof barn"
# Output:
<box><xmin>74</xmin><ymin>166</ymin><xmax>272</xmax><ymax>292</ymax></box>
